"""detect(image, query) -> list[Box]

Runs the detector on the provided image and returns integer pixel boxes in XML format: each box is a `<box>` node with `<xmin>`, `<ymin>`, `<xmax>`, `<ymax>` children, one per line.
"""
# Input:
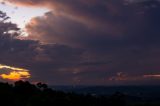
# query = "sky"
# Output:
<box><xmin>0</xmin><ymin>0</ymin><xmax>160</xmax><ymax>85</ymax></box>
<box><xmin>0</xmin><ymin>2</ymin><xmax>48</xmax><ymax>28</ymax></box>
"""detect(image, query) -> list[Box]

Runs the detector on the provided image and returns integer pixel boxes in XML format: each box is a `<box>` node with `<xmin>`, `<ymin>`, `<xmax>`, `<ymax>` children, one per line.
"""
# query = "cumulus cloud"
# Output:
<box><xmin>6</xmin><ymin>0</ymin><xmax>160</xmax><ymax>46</ymax></box>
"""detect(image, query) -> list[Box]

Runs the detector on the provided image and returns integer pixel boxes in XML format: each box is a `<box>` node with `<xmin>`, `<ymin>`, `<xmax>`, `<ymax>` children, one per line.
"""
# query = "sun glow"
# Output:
<box><xmin>1</xmin><ymin>71</ymin><xmax>30</xmax><ymax>80</ymax></box>
<box><xmin>0</xmin><ymin>64</ymin><xmax>31</xmax><ymax>81</ymax></box>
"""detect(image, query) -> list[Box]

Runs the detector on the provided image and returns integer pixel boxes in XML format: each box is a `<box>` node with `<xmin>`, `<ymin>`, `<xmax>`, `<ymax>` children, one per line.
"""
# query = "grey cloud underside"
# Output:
<box><xmin>1</xmin><ymin>0</ymin><xmax>160</xmax><ymax>85</ymax></box>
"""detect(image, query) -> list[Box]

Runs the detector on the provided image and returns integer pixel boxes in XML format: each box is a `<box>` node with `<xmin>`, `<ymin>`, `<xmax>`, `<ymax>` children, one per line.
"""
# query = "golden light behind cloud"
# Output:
<box><xmin>0</xmin><ymin>64</ymin><xmax>31</xmax><ymax>81</ymax></box>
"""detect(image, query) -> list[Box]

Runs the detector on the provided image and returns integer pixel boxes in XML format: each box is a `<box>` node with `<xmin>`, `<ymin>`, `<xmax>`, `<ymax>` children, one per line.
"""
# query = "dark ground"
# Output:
<box><xmin>0</xmin><ymin>80</ymin><xmax>160</xmax><ymax>106</ymax></box>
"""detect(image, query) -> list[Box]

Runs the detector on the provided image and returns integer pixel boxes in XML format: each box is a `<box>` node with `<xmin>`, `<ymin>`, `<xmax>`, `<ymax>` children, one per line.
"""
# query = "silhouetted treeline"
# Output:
<box><xmin>0</xmin><ymin>81</ymin><xmax>159</xmax><ymax>106</ymax></box>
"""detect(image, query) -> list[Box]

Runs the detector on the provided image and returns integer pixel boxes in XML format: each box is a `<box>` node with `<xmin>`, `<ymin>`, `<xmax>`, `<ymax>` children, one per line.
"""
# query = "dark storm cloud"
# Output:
<box><xmin>0</xmin><ymin>35</ymin><xmax>84</xmax><ymax>84</ymax></box>
<box><xmin>21</xmin><ymin>0</ymin><xmax>160</xmax><ymax>47</ymax></box>
<box><xmin>0</xmin><ymin>11</ymin><xmax>84</xmax><ymax>83</ymax></box>
<box><xmin>2</xmin><ymin>0</ymin><xmax>160</xmax><ymax>85</ymax></box>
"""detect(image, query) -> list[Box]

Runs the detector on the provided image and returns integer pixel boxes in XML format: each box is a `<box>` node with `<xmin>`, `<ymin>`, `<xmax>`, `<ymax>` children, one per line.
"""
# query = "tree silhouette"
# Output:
<box><xmin>0</xmin><ymin>11</ymin><xmax>19</xmax><ymax>39</ymax></box>
<box><xmin>36</xmin><ymin>82</ymin><xmax>48</xmax><ymax>90</ymax></box>
<box><xmin>0</xmin><ymin>80</ymin><xmax>157</xmax><ymax>106</ymax></box>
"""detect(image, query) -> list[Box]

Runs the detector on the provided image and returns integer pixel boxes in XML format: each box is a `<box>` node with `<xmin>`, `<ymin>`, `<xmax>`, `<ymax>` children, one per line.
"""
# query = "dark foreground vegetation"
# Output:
<box><xmin>0</xmin><ymin>80</ymin><xmax>159</xmax><ymax>106</ymax></box>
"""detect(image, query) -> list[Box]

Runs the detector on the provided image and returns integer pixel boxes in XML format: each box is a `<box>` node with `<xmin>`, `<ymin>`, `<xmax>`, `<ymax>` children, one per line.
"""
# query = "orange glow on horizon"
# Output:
<box><xmin>1</xmin><ymin>71</ymin><xmax>30</xmax><ymax>80</ymax></box>
<box><xmin>0</xmin><ymin>64</ymin><xmax>31</xmax><ymax>81</ymax></box>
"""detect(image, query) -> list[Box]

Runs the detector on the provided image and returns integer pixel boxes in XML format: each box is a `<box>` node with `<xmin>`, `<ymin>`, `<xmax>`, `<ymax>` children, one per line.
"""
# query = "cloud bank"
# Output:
<box><xmin>1</xmin><ymin>0</ymin><xmax>160</xmax><ymax>85</ymax></box>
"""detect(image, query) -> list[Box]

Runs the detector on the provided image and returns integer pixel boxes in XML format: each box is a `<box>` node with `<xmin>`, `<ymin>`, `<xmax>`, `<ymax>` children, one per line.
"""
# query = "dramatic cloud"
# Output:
<box><xmin>1</xmin><ymin>0</ymin><xmax>160</xmax><ymax>85</ymax></box>
<box><xmin>6</xmin><ymin>0</ymin><xmax>160</xmax><ymax>46</ymax></box>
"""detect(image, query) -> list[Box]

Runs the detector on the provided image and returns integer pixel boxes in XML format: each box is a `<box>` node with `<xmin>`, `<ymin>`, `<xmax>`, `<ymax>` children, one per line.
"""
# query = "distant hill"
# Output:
<box><xmin>52</xmin><ymin>85</ymin><xmax>160</xmax><ymax>99</ymax></box>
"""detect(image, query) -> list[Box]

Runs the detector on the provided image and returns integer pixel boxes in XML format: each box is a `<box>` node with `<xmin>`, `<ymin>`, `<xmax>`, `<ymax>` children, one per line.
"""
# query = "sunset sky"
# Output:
<box><xmin>0</xmin><ymin>0</ymin><xmax>160</xmax><ymax>85</ymax></box>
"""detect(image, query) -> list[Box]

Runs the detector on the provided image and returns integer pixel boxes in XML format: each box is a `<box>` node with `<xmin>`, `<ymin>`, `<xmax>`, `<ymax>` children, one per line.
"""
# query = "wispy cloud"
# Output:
<box><xmin>143</xmin><ymin>74</ymin><xmax>160</xmax><ymax>78</ymax></box>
